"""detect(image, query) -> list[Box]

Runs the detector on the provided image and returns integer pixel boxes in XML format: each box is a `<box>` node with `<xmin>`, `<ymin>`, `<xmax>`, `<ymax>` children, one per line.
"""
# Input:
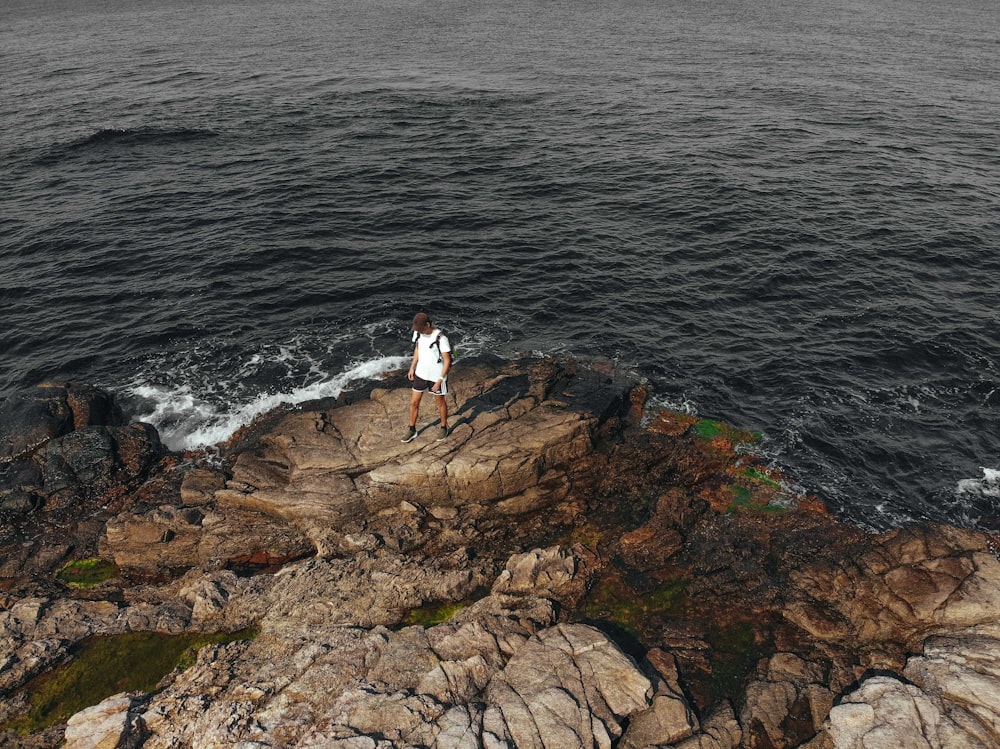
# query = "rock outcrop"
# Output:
<box><xmin>1</xmin><ymin>382</ymin><xmax>164</xmax><ymax>587</ymax></box>
<box><xmin>2</xmin><ymin>357</ymin><xmax>1000</xmax><ymax>749</ymax></box>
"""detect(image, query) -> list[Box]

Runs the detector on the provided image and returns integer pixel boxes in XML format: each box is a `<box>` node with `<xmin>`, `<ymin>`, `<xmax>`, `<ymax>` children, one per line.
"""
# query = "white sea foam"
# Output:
<box><xmin>644</xmin><ymin>393</ymin><xmax>699</xmax><ymax>418</ymax></box>
<box><xmin>130</xmin><ymin>356</ymin><xmax>408</xmax><ymax>452</ymax></box>
<box><xmin>956</xmin><ymin>467</ymin><xmax>1000</xmax><ymax>498</ymax></box>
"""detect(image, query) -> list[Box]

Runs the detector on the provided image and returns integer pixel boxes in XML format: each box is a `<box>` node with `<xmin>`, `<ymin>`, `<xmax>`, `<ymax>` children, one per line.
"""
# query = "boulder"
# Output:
<box><xmin>621</xmin><ymin>650</ymin><xmax>700</xmax><ymax>748</ymax></box>
<box><xmin>0</xmin><ymin>383</ymin><xmax>158</xmax><ymax>521</ymax></box>
<box><xmin>100</xmin><ymin>502</ymin><xmax>315</xmax><ymax>577</ymax></box>
<box><xmin>673</xmin><ymin>701</ymin><xmax>743</xmax><ymax>749</ymax></box>
<box><xmin>0</xmin><ymin>461</ymin><xmax>44</xmax><ymax>516</ymax></box>
<box><xmin>826</xmin><ymin>674</ymin><xmax>968</xmax><ymax>748</ymax></box>
<box><xmin>617</xmin><ymin>489</ymin><xmax>691</xmax><ymax>570</ymax></box>
<box><xmin>903</xmin><ymin>632</ymin><xmax>1000</xmax><ymax>743</ymax></box>
<box><xmin>64</xmin><ymin>692</ymin><xmax>145</xmax><ymax>749</ymax></box>
<box><xmin>179</xmin><ymin>468</ymin><xmax>225</xmax><ymax>506</ymax></box>
<box><xmin>823</xmin><ymin>629</ymin><xmax>1000</xmax><ymax>748</ymax></box>
<box><xmin>0</xmin><ymin>383</ymin><xmax>125</xmax><ymax>463</ymax></box>
<box><xmin>484</xmin><ymin>623</ymin><xmax>651</xmax><ymax>748</ymax></box>
<box><xmin>102</xmin><ymin>506</ymin><xmax>205</xmax><ymax>572</ymax></box>
<box><xmin>42</xmin><ymin>424</ymin><xmax>162</xmax><ymax>497</ymax></box>
<box><xmin>490</xmin><ymin>546</ymin><xmax>580</xmax><ymax>601</ymax></box>
<box><xmin>0</xmin><ymin>386</ymin><xmax>75</xmax><ymax>462</ymax></box>
<box><xmin>740</xmin><ymin>653</ymin><xmax>832</xmax><ymax>749</ymax></box>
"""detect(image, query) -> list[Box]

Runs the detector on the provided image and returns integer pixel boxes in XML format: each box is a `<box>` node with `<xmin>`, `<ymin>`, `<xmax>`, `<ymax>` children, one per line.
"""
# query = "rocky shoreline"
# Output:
<box><xmin>2</xmin><ymin>357</ymin><xmax>1000</xmax><ymax>748</ymax></box>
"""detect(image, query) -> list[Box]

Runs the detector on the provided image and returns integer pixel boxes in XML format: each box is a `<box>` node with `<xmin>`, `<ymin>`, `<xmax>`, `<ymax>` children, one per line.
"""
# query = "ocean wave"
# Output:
<box><xmin>957</xmin><ymin>468</ymin><xmax>1000</xmax><ymax>500</ymax></box>
<box><xmin>32</xmin><ymin>127</ymin><xmax>220</xmax><ymax>165</ymax></box>
<box><xmin>127</xmin><ymin>356</ymin><xmax>408</xmax><ymax>452</ymax></box>
<box><xmin>75</xmin><ymin>127</ymin><xmax>219</xmax><ymax>148</ymax></box>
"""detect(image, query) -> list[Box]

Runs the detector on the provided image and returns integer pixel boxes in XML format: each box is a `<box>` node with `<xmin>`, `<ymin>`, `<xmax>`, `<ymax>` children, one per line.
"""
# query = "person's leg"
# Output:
<box><xmin>409</xmin><ymin>389</ymin><xmax>424</xmax><ymax>427</ymax></box>
<box><xmin>434</xmin><ymin>393</ymin><xmax>448</xmax><ymax>428</ymax></box>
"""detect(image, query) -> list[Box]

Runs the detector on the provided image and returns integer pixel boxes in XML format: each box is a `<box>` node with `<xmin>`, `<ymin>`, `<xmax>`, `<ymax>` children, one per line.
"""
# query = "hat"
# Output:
<box><xmin>412</xmin><ymin>312</ymin><xmax>431</xmax><ymax>331</ymax></box>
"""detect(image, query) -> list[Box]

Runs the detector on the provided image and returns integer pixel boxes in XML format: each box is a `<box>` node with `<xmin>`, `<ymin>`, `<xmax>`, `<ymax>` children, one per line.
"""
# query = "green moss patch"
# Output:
<box><xmin>578</xmin><ymin>575</ymin><xmax>688</xmax><ymax>638</ymax></box>
<box><xmin>689</xmin><ymin>620</ymin><xmax>771</xmax><ymax>709</ymax></box>
<box><xmin>692</xmin><ymin>419</ymin><xmax>762</xmax><ymax>445</ymax></box>
<box><xmin>402</xmin><ymin>601</ymin><xmax>469</xmax><ymax>628</ymax></box>
<box><xmin>723</xmin><ymin>484</ymin><xmax>786</xmax><ymax>514</ymax></box>
<box><xmin>56</xmin><ymin>558</ymin><xmax>119</xmax><ymax>588</ymax></box>
<box><xmin>740</xmin><ymin>467</ymin><xmax>782</xmax><ymax>488</ymax></box>
<box><xmin>729</xmin><ymin>485</ymin><xmax>754</xmax><ymax>508</ymax></box>
<box><xmin>2</xmin><ymin>627</ymin><xmax>257</xmax><ymax>735</ymax></box>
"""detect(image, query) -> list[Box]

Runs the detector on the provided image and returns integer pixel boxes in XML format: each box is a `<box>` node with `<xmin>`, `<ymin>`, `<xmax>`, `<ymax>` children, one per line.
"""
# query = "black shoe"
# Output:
<box><xmin>401</xmin><ymin>426</ymin><xmax>417</xmax><ymax>443</ymax></box>
<box><xmin>436</xmin><ymin>426</ymin><xmax>448</xmax><ymax>441</ymax></box>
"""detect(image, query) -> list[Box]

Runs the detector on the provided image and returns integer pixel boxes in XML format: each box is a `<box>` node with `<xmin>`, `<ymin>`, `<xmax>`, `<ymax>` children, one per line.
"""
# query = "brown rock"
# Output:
<box><xmin>214</xmin><ymin>359</ymin><xmax>633</xmax><ymax>556</ymax></box>
<box><xmin>786</xmin><ymin>523</ymin><xmax>1000</xmax><ymax>649</ymax></box>
<box><xmin>101</xmin><ymin>506</ymin><xmax>204</xmax><ymax>572</ymax></box>
<box><xmin>179</xmin><ymin>468</ymin><xmax>226</xmax><ymax>506</ymax></box>
<box><xmin>618</xmin><ymin>491</ymin><xmax>688</xmax><ymax>571</ymax></box>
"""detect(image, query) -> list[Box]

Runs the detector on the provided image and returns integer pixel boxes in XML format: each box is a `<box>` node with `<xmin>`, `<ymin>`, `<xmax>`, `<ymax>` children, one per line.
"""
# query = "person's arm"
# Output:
<box><xmin>435</xmin><ymin>351</ymin><xmax>452</xmax><ymax>386</ymax></box>
<box><xmin>408</xmin><ymin>344</ymin><xmax>419</xmax><ymax>380</ymax></box>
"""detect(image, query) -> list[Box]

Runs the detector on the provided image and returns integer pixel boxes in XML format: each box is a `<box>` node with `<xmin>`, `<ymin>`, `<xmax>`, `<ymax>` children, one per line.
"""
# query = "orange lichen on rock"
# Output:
<box><xmin>648</xmin><ymin>410</ymin><xmax>698</xmax><ymax>436</ymax></box>
<box><xmin>645</xmin><ymin>410</ymin><xmax>827</xmax><ymax>516</ymax></box>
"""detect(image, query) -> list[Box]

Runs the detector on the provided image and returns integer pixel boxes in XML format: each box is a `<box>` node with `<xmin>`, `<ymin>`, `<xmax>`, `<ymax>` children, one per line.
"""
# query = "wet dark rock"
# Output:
<box><xmin>0</xmin><ymin>386</ymin><xmax>74</xmax><ymax>462</ymax></box>
<box><xmin>43</xmin><ymin>427</ymin><xmax>118</xmax><ymax>492</ymax></box>
<box><xmin>0</xmin><ymin>384</ymin><xmax>160</xmax><ymax>527</ymax></box>
<box><xmin>0</xmin><ymin>383</ymin><xmax>125</xmax><ymax>463</ymax></box>
<box><xmin>0</xmin><ymin>491</ymin><xmax>44</xmax><ymax>515</ymax></box>
<box><xmin>0</xmin><ymin>462</ymin><xmax>45</xmax><ymax>517</ymax></box>
<box><xmin>0</xmin><ymin>385</ymin><xmax>166</xmax><ymax>591</ymax></box>
<box><xmin>41</xmin><ymin>424</ymin><xmax>162</xmax><ymax>500</ymax></box>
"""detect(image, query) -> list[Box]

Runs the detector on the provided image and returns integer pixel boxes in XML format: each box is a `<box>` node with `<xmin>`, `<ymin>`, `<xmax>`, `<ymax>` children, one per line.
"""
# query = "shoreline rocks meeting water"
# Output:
<box><xmin>2</xmin><ymin>356</ymin><xmax>1000</xmax><ymax>748</ymax></box>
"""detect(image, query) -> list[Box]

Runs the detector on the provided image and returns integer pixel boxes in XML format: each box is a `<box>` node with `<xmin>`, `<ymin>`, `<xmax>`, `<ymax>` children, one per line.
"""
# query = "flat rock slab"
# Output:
<box><xmin>215</xmin><ymin>358</ymin><xmax>633</xmax><ymax>546</ymax></box>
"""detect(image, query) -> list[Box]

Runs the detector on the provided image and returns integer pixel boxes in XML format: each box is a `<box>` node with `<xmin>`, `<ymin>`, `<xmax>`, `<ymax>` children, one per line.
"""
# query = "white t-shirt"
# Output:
<box><xmin>413</xmin><ymin>329</ymin><xmax>451</xmax><ymax>382</ymax></box>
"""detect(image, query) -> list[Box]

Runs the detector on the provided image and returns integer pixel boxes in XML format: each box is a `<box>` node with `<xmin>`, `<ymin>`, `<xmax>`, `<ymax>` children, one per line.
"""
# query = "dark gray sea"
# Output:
<box><xmin>2</xmin><ymin>0</ymin><xmax>999</xmax><ymax>530</ymax></box>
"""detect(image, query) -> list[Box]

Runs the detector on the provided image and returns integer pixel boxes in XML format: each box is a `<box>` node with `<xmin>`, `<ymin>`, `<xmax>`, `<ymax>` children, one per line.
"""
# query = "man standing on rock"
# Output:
<box><xmin>402</xmin><ymin>312</ymin><xmax>452</xmax><ymax>443</ymax></box>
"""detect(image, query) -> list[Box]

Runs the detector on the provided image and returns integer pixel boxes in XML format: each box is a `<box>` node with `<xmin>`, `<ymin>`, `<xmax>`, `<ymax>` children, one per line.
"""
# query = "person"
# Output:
<box><xmin>401</xmin><ymin>312</ymin><xmax>452</xmax><ymax>442</ymax></box>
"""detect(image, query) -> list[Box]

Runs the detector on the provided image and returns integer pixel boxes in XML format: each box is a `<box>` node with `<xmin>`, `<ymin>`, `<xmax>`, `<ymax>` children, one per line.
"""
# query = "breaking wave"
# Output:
<box><xmin>127</xmin><ymin>356</ymin><xmax>408</xmax><ymax>452</ymax></box>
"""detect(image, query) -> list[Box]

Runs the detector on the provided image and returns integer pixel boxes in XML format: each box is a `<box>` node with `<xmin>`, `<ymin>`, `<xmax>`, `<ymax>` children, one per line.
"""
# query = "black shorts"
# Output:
<box><xmin>411</xmin><ymin>375</ymin><xmax>448</xmax><ymax>395</ymax></box>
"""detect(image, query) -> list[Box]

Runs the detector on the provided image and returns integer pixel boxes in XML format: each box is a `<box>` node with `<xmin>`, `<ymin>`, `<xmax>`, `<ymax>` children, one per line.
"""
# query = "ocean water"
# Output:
<box><xmin>1</xmin><ymin>0</ymin><xmax>999</xmax><ymax>531</ymax></box>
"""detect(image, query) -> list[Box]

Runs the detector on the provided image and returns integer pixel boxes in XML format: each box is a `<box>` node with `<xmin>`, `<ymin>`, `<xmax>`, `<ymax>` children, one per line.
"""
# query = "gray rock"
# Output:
<box><xmin>64</xmin><ymin>692</ymin><xmax>146</xmax><ymax>749</ymax></box>
<box><xmin>823</xmin><ymin>628</ymin><xmax>1000</xmax><ymax>749</ymax></box>
<box><xmin>485</xmin><ymin>623</ymin><xmax>652</xmax><ymax>748</ymax></box>
<box><xmin>674</xmin><ymin>701</ymin><xmax>742</xmax><ymax>749</ymax></box>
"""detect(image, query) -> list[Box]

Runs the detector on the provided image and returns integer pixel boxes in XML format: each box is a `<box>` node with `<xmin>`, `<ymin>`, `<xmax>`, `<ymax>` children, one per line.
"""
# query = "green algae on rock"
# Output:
<box><xmin>692</xmin><ymin>418</ymin><xmax>763</xmax><ymax>446</ymax></box>
<box><xmin>2</xmin><ymin>628</ymin><xmax>257</xmax><ymax>735</ymax></box>
<box><xmin>577</xmin><ymin>572</ymin><xmax>688</xmax><ymax>638</ymax></box>
<box><xmin>401</xmin><ymin>600</ymin><xmax>470</xmax><ymax>628</ymax></box>
<box><xmin>55</xmin><ymin>558</ymin><xmax>119</xmax><ymax>589</ymax></box>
